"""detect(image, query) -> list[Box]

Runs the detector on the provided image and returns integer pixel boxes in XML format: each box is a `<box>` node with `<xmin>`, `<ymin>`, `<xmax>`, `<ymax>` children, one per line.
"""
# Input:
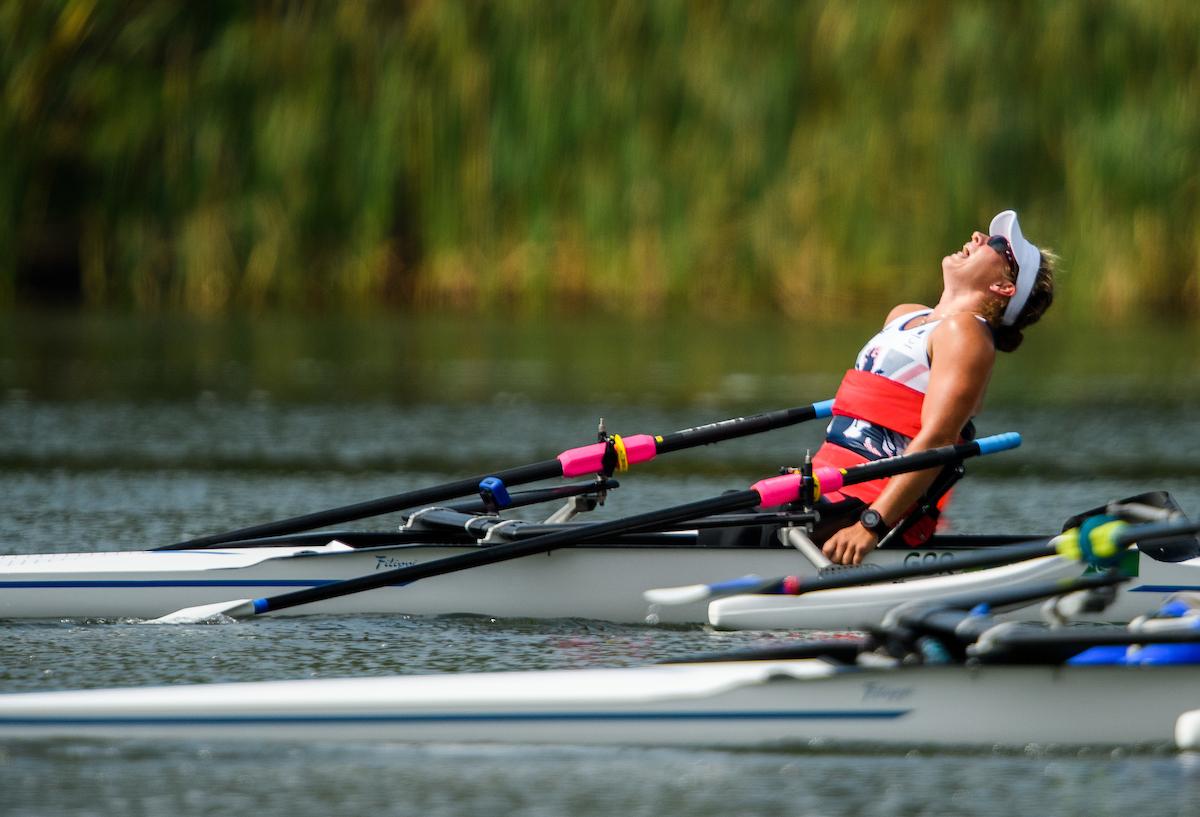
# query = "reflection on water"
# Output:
<box><xmin>3</xmin><ymin>308</ymin><xmax>1199</xmax><ymax>406</ymax></box>
<box><xmin>1</xmin><ymin>309</ymin><xmax>1199</xmax><ymax>817</ymax></box>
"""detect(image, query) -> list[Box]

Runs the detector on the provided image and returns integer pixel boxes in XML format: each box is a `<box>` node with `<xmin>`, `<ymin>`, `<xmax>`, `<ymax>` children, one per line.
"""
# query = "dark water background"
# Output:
<box><xmin>1</xmin><ymin>310</ymin><xmax>1199</xmax><ymax>816</ymax></box>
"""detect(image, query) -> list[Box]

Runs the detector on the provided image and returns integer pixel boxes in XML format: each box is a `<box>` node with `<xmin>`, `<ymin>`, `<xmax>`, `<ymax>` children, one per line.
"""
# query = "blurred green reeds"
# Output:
<box><xmin>1</xmin><ymin>0</ymin><xmax>1197</xmax><ymax>319</ymax></box>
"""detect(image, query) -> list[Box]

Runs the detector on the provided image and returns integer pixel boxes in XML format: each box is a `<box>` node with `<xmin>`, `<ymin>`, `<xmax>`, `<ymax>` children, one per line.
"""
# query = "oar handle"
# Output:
<box><xmin>751</xmin><ymin>432</ymin><xmax>1022</xmax><ymax>508</ymax></box>
<box><xmin>821</xmin><ymin>432</ymin><xmax>1021</xmax><ymax>493</ymax></box>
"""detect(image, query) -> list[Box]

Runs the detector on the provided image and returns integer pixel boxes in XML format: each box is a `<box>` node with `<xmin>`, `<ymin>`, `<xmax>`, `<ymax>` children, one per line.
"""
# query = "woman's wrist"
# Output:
<box><xmin>859</xmin><ymin>507</ymin><xmax>892</xmax><ymax>539</ymax></box>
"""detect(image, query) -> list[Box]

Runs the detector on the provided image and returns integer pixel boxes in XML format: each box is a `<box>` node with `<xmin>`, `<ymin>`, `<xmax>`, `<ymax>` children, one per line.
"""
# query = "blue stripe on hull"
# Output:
<box><xmin>0</xmin><ymin>580</ymin><xmax>386</xmax><ymax>589</ymax></box>
<box><xmin>1128</xmin><ymin>585</ymin><xmax>1200</xmax><ymax>593</ymax></box>
<box><xmin>0</xmin><ymin>709</ymin><xmax>910</xmax><ymax>727</ymax></box>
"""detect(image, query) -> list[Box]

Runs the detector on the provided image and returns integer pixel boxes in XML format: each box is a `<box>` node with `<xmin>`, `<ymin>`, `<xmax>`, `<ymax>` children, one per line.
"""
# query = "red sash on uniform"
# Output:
<box><xmin>830</xmin><ymin>368</ymin><xmax>925</xmax><ymax>438</ymax></box>
<box><xmin>813</xmin><ymin>369</ymin><xmax>949</xmax><ymax>545</ymax></box>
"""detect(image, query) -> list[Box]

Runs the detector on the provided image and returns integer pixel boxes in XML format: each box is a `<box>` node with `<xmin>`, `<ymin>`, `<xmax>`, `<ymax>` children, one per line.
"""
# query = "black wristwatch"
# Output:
<box><xmin>859</xmin><ymin>508</ymin><xmax>892</xmax><ymax>539</ymax></box>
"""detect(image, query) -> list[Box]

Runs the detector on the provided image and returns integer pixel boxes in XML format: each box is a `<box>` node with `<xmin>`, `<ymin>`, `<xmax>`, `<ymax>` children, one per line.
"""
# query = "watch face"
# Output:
<box><xmin>860</xmin><ymin>509</ymin><xmax>887</xmax><ymax>533</ymax></box>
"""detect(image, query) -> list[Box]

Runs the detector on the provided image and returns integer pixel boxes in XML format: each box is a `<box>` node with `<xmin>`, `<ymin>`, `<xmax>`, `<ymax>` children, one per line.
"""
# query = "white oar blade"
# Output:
<box><xmin>645</xmin><ymin>574</ymin><xmax>766</xmax><ymax>606</ymax></box>
<box><xmin>147</xmin><ymin>599</ymin><xmax>256</xmax><ymax>625</ymax></box>
<box><xmin>642</xmin><ymin>583</ymin><xmax>712</xmax><ymax>606</ymax></box>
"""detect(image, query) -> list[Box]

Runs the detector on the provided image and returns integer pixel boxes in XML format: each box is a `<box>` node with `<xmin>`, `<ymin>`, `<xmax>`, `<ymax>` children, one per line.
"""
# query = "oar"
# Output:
<box><xmin>160</xmin><ymin>399</ymin><xmax>836</xmax><ymax>550</ymax></box>
<box><xmin>149</xmin><ymin>432</ymin><xmax>1021</xmax><ymax>623</ymax></box>
<box><xmin>644</xmin><ymin>506</ymin><xmax>1200</xmax><ymax>607</ymax></box>
<box><xmin>154</xmin><ymin>479</ymin><xmax>624</xmax><ymax>551</ymax></box>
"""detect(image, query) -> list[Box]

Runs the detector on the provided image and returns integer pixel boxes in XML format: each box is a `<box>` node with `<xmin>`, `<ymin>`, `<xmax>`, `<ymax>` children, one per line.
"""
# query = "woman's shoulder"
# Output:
<box><xmin>936</xmin><ymin>311</ymin><xmax>994</xmax><ymax>335</ymax></box>
<box><xmin>883</xmin><ymin>303</ymin><xmax>930</xmax><ymax>327</ymax></box>
<box><xmin>929</xmin><ymin>312</ymin><xmax>997</xmax><ymax>360</ymax></box>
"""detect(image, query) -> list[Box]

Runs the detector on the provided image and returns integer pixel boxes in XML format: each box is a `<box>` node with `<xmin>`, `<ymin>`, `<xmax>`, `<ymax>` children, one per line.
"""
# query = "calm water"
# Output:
<box><xmin>1</xmin><ymin>310</ymin><xmax>1200</xmax><ymax>817</ymax></box>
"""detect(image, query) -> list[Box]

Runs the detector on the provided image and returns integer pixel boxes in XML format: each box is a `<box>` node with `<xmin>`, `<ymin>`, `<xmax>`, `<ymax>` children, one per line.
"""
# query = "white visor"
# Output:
<box><xmin>989</xmin><ymin>210</ymin><xmax>1041</xmax><ymax>326</ymax></box>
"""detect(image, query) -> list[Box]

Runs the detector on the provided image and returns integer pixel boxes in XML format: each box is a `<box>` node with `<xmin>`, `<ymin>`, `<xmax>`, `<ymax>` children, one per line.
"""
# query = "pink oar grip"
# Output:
<box><xmin>814</xmin><ymin>466</ymin><xmax>844</xmax><ymax>494</ymax></box>
<box><xmin>621</xmin><ymin>434</ymin><xmax>658</xmax><ymax>466</ymax></box>
<box><xmin>557</xmin><ymin>435</ymin><xmax>661</xmax><ymax>477</ymax></box>
<box><xmin>557</xmin><ymin>442</ymin><xmax>608</xmax><ymax>478</ymax></box>
<box><xmin>751</xmin><ymin>474</ymin><xmax>802</xmax><ymax>508</ymax></box>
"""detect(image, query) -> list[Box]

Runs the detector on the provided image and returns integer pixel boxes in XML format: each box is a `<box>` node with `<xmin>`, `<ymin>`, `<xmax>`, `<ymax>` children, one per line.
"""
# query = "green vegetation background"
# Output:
<box><xmin>2</xmin><ymin>0</ymin><xmax>1196</xmax><ymax>320</ymax></box>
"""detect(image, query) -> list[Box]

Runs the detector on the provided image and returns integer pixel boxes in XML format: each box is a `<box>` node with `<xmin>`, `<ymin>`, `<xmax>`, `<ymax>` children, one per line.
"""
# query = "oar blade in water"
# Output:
<box><xmin>148</xmin><ymin>599</ymin><xmax>257</xmax><ymax>624</ymax></box>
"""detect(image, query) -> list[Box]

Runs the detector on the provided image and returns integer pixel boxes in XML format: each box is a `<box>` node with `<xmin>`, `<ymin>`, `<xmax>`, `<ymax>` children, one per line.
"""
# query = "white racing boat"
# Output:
<box><xmin>0</xmin><ymin>658</ymin><xmax>1195</xmax><ymax>748</ymax></box>
<box><xmin>4</xmin><ymin>490</ymin><xmax>1199</xmax><ymax>624</ymax></box>
<box><xmin>2</xmin><ymin>525</ymin><xmax>1197</xmax><ymax>625</ymax></box>
<box><xmin>4</xmin><ymin>573</ymin><xmax>1200</xmax><ymax>749</ymax></box>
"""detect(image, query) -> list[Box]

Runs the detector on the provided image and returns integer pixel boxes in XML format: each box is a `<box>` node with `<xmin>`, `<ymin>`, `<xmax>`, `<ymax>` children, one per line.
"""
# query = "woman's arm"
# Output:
<box><xmin>821</xmin><ymin>314</ymin><xmax>996</xmax><ymax>565</ymax></box>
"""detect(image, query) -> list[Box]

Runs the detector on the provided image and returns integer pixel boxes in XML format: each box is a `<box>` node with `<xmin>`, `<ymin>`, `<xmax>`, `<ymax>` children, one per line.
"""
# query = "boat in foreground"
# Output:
<box><xmin>0</xmin><ymin>657</ymin><xmax>1195</xmax><ymax>749</ymax></box>
<box><xmin>6</xmin><ymin>570</ymin><xmax>1200</xmax><ymax>749</ymax></box>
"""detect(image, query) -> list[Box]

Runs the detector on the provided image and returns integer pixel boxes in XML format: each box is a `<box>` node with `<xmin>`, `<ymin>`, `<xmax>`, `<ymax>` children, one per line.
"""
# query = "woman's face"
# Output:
<box><xmin>941</xmin><ymin>231</ymin><xmax>1014</xmax><ymax>288</ymax></box>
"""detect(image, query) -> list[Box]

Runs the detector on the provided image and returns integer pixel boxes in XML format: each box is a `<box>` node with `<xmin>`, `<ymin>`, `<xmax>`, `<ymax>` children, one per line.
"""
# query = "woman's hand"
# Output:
<box><xmin>821</xmin><ymin>522</ymin><xmax>879</xmax><ymax>565</ymax></box>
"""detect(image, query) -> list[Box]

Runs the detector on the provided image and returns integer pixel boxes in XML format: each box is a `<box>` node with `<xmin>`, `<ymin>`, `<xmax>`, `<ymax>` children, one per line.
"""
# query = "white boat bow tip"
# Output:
<box><xmin>1177</xmin><ymin>709</ymin><xmax>1200</xmax><ymax>751</ymax></box>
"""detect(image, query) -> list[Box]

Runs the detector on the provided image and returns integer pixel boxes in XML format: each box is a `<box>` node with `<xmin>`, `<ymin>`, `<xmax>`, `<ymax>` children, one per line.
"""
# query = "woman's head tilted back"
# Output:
<box><xmin>983</xmin><ymin>210</ymin><xmax>1056</xmax><ymax>353</ymax></box>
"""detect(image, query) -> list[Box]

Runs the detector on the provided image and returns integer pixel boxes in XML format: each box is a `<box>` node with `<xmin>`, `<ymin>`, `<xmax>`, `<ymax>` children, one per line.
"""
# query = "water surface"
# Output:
<box><xmin>1</xmin><ymin>310</ymin><xmax>1199</xmax><ymax>817</ymax></box>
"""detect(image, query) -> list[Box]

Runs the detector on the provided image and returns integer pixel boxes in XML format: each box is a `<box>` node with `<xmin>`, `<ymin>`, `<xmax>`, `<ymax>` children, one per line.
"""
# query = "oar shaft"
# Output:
<box><xmin>165</xmin><ymin>400</ymin><xmax>834</xmax><ymax>550</ymax></box>
<box><xmin>164</xmin><ymin>460</ymin><xmax>562</xmax><ymax>549</ymax></box>
<box><xmin>1116</xmin><ymin>519</ymin><xmax>1200</xmax><ymax>546</ymax></box>
<box><xmin>654</xmin><ymin>402</ymin><xmax>833</xmax><ymax>454</ymax></box>
<box><xmin>255</xmin><ymin>490</ymin><xmax>761</xmax><ymax>614</ymax></box>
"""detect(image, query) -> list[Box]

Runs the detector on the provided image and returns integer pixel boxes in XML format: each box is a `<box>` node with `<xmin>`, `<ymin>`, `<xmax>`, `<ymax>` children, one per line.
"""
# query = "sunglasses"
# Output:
<box><xmin>987</xmin><ymin>235</ymin><xmax>1018</xmax><ymax>276</ymax></box>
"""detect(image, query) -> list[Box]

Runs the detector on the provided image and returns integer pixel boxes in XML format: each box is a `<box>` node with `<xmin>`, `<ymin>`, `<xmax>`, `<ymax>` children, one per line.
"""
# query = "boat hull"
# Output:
<box><xmin>0</xmin><ymin>541</ymin><xmax>805</xmax><ymax>623</ymax></box>
<box><xmin>1</xmin><ymin>540</ymin><xmax>1196</xmax><ymax>624</ymax></box>
<box><xmin>710</xmin><ymin>553</ymin><xmax>1200</xmax><ymax>630</ymax></box>
<box><xmin>0</xmin><ymin>660</ymin><xmax>1194</xmax><ymax>748</ymax></box>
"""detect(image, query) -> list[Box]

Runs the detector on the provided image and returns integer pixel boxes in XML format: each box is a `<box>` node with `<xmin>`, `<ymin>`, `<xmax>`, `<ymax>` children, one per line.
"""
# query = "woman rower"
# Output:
<box><xmin>816</xmin><ymin>210</ymin><xmax>1056</xmax><ymax>565</ymax></box>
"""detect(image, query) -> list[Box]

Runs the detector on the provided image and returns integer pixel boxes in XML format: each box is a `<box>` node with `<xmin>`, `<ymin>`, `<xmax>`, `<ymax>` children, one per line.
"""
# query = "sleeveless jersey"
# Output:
<box><xmin>825</xmin><ymin>309</ymin><xmax>938</xmax><ymax>460</ymax></box>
